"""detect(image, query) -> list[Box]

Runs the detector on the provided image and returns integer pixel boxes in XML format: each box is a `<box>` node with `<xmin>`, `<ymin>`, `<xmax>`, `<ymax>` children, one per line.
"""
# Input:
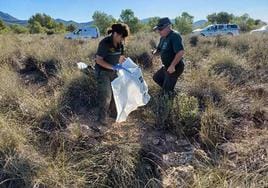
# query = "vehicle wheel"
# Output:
<box><xmin>200</xmin><ymin>33</ymin><xmax>205</xmax><ymax>37</ymax></box>
<box><xmin>227</xmin><ymin>32</ymin><xmax>233</xmax><ymax>36</ymax></box>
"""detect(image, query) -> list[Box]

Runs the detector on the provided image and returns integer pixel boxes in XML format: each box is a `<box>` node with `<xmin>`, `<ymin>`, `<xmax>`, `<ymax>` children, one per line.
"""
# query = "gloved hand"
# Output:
<box><xmin>112</xmin><ymin>64</ymin><xmax>124</xmax><ymax>71</ymax></box>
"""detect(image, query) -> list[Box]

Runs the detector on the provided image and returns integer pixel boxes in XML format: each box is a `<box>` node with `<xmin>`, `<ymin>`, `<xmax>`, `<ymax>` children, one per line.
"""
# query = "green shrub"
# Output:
<box><xmin>172</xmin><ymin>93</ymin><xmax>200</xmax><ymax>136</ymax></box>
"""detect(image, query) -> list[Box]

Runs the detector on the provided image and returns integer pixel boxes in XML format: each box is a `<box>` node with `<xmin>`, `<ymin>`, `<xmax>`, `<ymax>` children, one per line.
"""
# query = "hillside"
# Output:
<box><xmin>1</xmin><ymin>11</ymin><xmax>207</xmax><ymax>29</ymax></box>
<box><xmin>0</xmin><ymin>11</ymin><xmax>90</xmax><ymax>26</ymax></box>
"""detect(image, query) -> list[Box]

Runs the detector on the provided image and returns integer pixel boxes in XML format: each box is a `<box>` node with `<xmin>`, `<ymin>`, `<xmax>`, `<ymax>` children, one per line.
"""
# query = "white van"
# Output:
<box><xmin>192</xmin><ymin>24</ymin><xmax>240</xmax><ymax>37</ymax></box>
<box><xmin>65</xmin><ymin>26</ymin><xmax>100</xmax><ymax>40</ymax></box>
<box><xmin>250</xmin><ymin>25</ymin><xmax>268</xmax><ymax>34</ymax></box>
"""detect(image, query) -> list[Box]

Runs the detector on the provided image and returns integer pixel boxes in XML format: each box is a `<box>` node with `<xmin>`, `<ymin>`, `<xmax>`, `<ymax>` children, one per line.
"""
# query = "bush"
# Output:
<box><xmin>200</xmin><ymin>104</ymin><xmax>231</xmax><ymax>147</ymax></box>
<box><xmin>247</xmin><ymin>35</ymin><xmax>268</xmax><ymax>67</ymax></box>
<box><xmin>28</xmin><ymin>13</ymin><xmax>67</xmax><ymax>34</ymax></box>
<box><xmin>208</xmin><ymin>50</ymin><xmax>248</xmax><ymax>85</ymax></box>
<box><xmin>10</xmin><ymin>24</ymin><xmax>29</xmax><ymax>34</ymax></box>
<box><xmin>183</xmin><ymin>68</ymin><xmax>227</xmax><ymax>109</ymax></box>
<box><xmin>189</xmin><ymin>35</ymin><xmax>199</xmax><ymax>47</ymax></box>
<box><xmin>214</xmin><ymin>35</ymin><xmax>230</xmax><ymax>47</ymax></box>
<box><xmin>59</xmin><ymin>72</ymin><xmax>97</xmax><ymax>114</ymax></box>
<box><xmin>171</xmin><ymin>93</ymin><xmax>200</xmax><ymax>136</ymax></box>
<box><xmin>229</xmin><ymin>35</ymin><xmax>251</xmax><ymax>54</ymax></box>
<box><xmin>29</xmin><ymin>21</ymin><xmax>44</xmax><ymax>34</ymax></box>
<box><xmin>153</xmin><ymin>93</ymin><xmax>174</xmax><ymax>128</ymax></box>
<box><xmin>0</xmin><ymin>116</ymin><xmax>42</xmax><ymax>188</ymax></box>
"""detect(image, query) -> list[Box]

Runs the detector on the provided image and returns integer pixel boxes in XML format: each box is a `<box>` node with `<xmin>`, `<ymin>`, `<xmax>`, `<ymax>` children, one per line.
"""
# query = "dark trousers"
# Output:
<box><xmin>153</xmin><ymin>62</ymin><xmax>184</xmax><ymax>92</ymax></box>
<box><xmin>95</xmin><ymin>70</ymin><xmax>117</xmax><ymax>121</ymax></box>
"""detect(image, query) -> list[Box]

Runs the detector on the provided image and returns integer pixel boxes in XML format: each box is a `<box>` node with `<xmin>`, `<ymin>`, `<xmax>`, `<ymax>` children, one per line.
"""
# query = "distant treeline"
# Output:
<box><xmin>0</xmin><ymin>10</ymin><xmax>265</xmax><ymax>35</ymax></box>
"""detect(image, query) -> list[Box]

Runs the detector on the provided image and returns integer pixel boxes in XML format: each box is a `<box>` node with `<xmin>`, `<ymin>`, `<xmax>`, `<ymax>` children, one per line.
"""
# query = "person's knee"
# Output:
<box><xmin>163</xmin><ymin>77</ymin><xmax>178</xmax><ymax>92</ymax></box>
<box><xmin>153</xmin><ymin>73</ymin><xmax>158</xmax><ymax>83</ymax></box>
<box><xmin>176</xmin><ymin>63</ymin><xmax>185</xmax><ymax>77</ymax></box>
<box><xmin>97</xmin><ymin>85</ymin><xmax>112</xmax><ymax>105</ymax></box>
<box><xmin>153</xmin><ymin>70</ymin><xmax>164</xmax><ymax>86</ymax></box>
<box><xmin>103</xmin><ymin>89</ymin><xmax>112</xmax><ymax>103</ymax></box>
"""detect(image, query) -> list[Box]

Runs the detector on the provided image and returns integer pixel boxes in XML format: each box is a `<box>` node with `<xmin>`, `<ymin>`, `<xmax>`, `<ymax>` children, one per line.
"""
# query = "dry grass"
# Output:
<box><xmin>0</xmin><ymin>32</ymin><xmax>267</xmax><ymax>187</ymax></box>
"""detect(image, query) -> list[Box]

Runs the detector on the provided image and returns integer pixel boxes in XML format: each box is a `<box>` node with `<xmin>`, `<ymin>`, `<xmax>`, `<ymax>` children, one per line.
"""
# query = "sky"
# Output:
<box><xmin>1</xmin><ymin>0</ymin><xmax>268</xmax><ymax>22</ymax></box>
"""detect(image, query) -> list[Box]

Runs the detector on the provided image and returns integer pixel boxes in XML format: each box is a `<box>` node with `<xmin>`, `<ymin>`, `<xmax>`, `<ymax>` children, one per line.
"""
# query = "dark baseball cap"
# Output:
<box><xmin>153</xmin><ymin>17</ymin><xmax>172</xmax><ymax>31</ymax></box>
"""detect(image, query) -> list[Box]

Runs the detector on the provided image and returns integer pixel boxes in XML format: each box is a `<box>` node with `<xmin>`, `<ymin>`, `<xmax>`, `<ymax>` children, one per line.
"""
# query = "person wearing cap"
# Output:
<box><xmin>152</xmin><ymin>17</ymin><xmax>185</xmax><ymax>93</ymax></box>
<box><xmin>95</xmin><ymin>23</ymin><xmax>129</xmax><ymax>126</ymax></box>
<box><xmin>152</xmin><ymin>17</ymin><xmax>185</xmax><ymax>127</ymax></box>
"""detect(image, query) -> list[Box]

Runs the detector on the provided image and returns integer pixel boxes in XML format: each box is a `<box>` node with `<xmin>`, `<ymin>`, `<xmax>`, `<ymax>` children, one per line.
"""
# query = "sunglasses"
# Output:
<box><xmin>158</xmin><ymin>27</ymin><xmax>165</xmax><ymax>31</ymax></box>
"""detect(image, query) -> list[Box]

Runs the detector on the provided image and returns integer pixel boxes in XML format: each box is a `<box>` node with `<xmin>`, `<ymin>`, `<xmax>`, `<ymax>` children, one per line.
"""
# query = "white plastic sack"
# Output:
<box><xmin>77</xmin><ymin>62</ymin><xmax>88</xmax><ymax>69</ymax></box>
<box><xmin>111</xmin><ymin>58</ymin><xmax>150</xmax><ymax>122</ymax></box>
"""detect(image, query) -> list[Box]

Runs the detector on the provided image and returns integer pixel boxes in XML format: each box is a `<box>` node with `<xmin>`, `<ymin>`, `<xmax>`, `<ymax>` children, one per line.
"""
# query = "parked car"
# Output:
<box><xmin>65</xmin><ymin>26</ymin><xmax>100</xmax><ymax>40</ymax></box>
<box><xmin>192</xmin><ymin>24</ymin><xmax>240</xmax><ymax>37</ymax></box>
<box><xmin>250</xmin><ymin>25</ymin><xmax>268</xmax><ymax>34</ymax></box>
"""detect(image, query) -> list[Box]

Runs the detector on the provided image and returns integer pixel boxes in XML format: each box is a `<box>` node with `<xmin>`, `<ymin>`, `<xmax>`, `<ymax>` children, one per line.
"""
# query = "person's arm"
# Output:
<box><xmin>118</xmin><ymin>43</ymin><xmax>126</xmax><ymax>64</ymax></box>
<box><xmin>119</xmin><ymin>55</ymin><xmax>126</xmax><ymax>64</ymax></box>
<box><xmin>152</xmin><ymin>38</ymin><xmax>162</xmax><ymax>55</ymax></box>
<box><xmin>167</xmin><ymin>50</ymin><xmax>184</xmax><ymax>74</ymax></box>
<box><xmin>95</xmin><ymin>40</ymin><xmax>114</xmax><ymax>70</ymax></box>
<box><xmin>96</xmin><ymin>55</ymin><xmax>114</xmax><ymax>70</ymax></box>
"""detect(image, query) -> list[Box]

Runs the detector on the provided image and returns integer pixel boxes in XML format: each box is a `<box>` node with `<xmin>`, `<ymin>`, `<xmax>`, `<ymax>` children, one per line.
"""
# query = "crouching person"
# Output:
<box><xmin>95</xmin><ymin>23</ymin><xmax>129</xmax><ymax>126</ymax></box>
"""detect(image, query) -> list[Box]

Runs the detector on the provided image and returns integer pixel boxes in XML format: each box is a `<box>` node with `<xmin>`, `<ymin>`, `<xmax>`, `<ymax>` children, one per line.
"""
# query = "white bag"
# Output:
<box><xmin>111</xmin><ymin>58</ymin><xmax>150</xmax><ymax>122</ymax></box>
<box><xmin>77</xmin><ymin>62</ymin><xmax>88</xmax><ymax>69</ymax></box>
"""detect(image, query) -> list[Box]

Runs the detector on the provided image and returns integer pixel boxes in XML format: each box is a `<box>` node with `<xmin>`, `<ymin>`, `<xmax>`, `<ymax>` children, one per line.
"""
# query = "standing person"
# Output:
<box><xmin>152</xmin><ymin>17</ymin><xmax>185</xmax><ymax>93</ymax></box>
<box><xmin>95</xmin><ymin>23</ymin><xmax>129</xmax><ymax>126</ymax></box>
<box><xmin>152</xmin><ymin>17</ymin><xmax>185</xmax><ymax>127</ymax></box>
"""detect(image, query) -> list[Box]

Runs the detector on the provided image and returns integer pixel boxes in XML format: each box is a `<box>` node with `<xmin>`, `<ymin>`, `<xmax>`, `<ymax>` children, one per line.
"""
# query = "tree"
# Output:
<box><xmin>174</xmin><ymin>12</ymin><xmax>194</xmax><ymax>35</ymax></box>
<box><xmin>119</xmin><ymin>9</ymin><xmax>141</xmax><ymax>33</ymax></box>
<box><xmin>28</xmin><ymin>13</ymin><xmax>66</xmax><ymax>34</ymax></box>
<box><xmin>216</xmin><ymin>12</ymin><xmax>234</xmax><ymax>24</ymax></box>
<box><xmin>66</xmin><ymin>24</ymin><xmax>76</xmax><ymax>32</ymax></box>
<box><xmin>207</xmin><ymin>13</ymin><xmax>217</xmax><ymax>24</ymax></box>
<box><xmin>0</xmin><ymin>20</ymin><xmax>6</xmax><ymax>30</ymax></box>
<box><xmin>54</xmin><ymin>23</ymin><xmax>66</xmax><ymax>33</ymax></box>
<box><xmin>92</xmin><ymin>11</ymin><xmax>115</xmax><ymax>35</ymax></box>
<box><xmin>147</xmin><ymin>17</ymin><xmax>160</xmax><ymax>30</ymax></box>
<box><xmin>29</xmin><ymin>21</ymin><xmax>44</xmax><ymax>34</ymax></box>
<box><xmin>207</xmin><ymin>12</ymin><xmax>233</xmax><ymax>24</ymax></box>
<box><xmin>232</xmin><ymin>13</ymin><xmax>259</xmax><ymax>32</ymax></box>
<box><xmin>254</xmin><ymin>19</ymin><xmax>261</xmax><ymax>25</ymax></box>
<box><xmin>28</xmin><ymin>13</ymin><xmax>53</xmax><ymax>28</ymax></box>
<box><xmin>0</xmin><ymin>20</ymin><xmax>8</xmax><ymax>34</ymax></box>
<box><xmin>9</xmin><ymin>24</ymin><xmax>28</xmax><ymax>34</ymax></box>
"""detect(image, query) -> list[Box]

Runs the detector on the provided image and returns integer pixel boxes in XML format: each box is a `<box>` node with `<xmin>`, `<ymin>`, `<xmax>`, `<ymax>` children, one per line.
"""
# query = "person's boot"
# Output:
<box><xmin>96</xmin><ymin>116</ymin><xmax>108</xmax><ymax>126</ymax></box>
<box><xmin>92</xmin><ymin>119</ymin><xmax>107</xmax><ymax>133</ymax></box>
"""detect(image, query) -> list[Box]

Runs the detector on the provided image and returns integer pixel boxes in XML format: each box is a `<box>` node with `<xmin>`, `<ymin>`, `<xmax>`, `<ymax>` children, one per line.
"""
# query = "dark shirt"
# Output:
<box><xmin>95</xmin><ymin>35</ymin><xmax>124</xmax><ymax>71</ymax></box>
<box><xmin>157</xmin><ymin>30</ymin><xmax>184</xmax><ymax>69</ymax></box>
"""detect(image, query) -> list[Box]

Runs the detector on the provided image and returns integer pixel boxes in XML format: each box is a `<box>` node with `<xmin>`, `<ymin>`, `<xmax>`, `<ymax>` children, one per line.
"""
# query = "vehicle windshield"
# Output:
<box><xmin>204</xmin><ymin>25</ymin><xmax>214</xmax><ymax>30</ymax></box>
<box><xmin>73</xmin><ymin>29</ymin><xmax>82</xmax><ymax>34</ymax></box>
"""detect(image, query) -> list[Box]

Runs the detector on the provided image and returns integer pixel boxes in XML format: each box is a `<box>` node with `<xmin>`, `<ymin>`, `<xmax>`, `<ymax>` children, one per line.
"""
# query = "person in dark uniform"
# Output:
<box><xmin>95</xmin><ymin>23</ymin><xmax>129</xmax><ymax>125</ymax></box>
<box><xmin>152</xmin><ymin>17</ymin><xmax>185</xmax><ymax>127</ymax></box>
<box><xmin>152</xmin><ymin>17</ymin><xmax>185</xmax><ymax>93</ymax></box>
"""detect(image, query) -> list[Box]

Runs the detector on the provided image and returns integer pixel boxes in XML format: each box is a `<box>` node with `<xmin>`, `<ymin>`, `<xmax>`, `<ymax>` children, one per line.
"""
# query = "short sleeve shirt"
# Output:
<box><xmin>95</xmin><ymin>36</ymin><xmax>124</xmax><ymax>71</ymax></box>
<box><xmin>157</xmin><ymin>30</ymin><xmax>184</xmax><ymax>68</ymax></box>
